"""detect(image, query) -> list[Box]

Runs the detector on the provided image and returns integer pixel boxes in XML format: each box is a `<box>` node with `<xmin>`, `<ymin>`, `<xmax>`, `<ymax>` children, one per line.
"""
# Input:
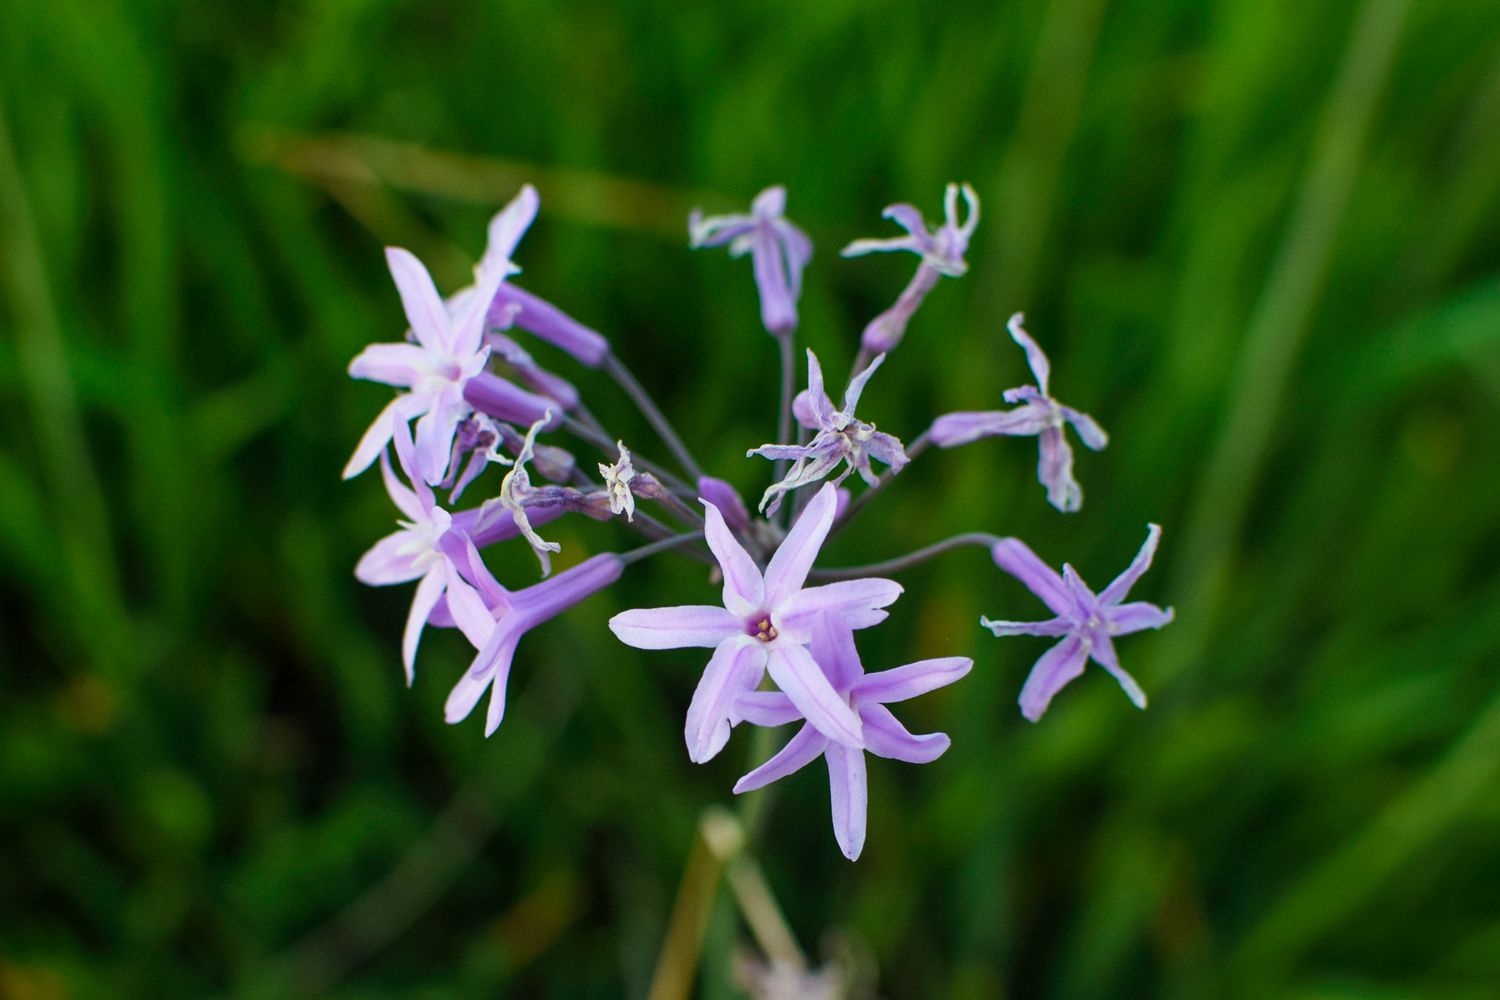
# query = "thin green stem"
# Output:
<box><xmin>620</xmin><ymin>531</ymin><xmax>705</xmax><ymax>566</ymax></box>
<box><xmin>603</xmin><ymin>352</ymin><xmax>707</xmax><ymax>482</ymax></box>
<box><xmin>827</xmin><ymin>428</ymin><xmax>931</xmax><ymax>539</ymax></box>
<box><xmin>809</xmin><ymin>531</ymin><xmax>1000</xmax><ymax>581</ymax></box>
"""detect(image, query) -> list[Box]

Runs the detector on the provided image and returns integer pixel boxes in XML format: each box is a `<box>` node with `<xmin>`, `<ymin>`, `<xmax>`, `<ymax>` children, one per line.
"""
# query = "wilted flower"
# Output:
<box><xmin>842</xmin><ymin>182</ymin><xmax>979</xmax><ymax>354</ymax></box>
<box><xmin>493</xmin><ymin>412</ymin><xmax>563</xmax><ymax>576</ymax></box>
<box><xmin>599</xmin><ymin>441</ymin><xmax>637</xmax><ymax>522</ymax></box>
<box><xmin>609</xmin><ymin>485</ymin><xmax>901</xmax><ymax>763</ymax></box>
<box><xmin>983</xmin><ymin>525</ymin><xmax>1174</xmax><ymax>721</ymax></box>
<box><xmin>930</xmin><ymin>313</ymin><xmax>1107</xmax><ymax>512</ymax></box>
<box><xmin>690</xmin><ymin>186</ymin><xmax>813</xmax><ymax>336</ymax></box>
<box><xmin>733</xmin><ymin>621</ymin><xmax>971</xmax><ymax>860</ymax></box>
<box><xmin>749</xmin><ymin>351</ymin><xmax>907</xmax><ymax>515</ymax></box>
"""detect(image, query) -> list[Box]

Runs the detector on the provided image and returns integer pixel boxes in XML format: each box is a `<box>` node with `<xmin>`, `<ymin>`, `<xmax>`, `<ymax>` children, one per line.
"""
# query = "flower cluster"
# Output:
<box><xmin>344</xmin><ymin>180</ymin><xmax>1173</xmax><ymax>858</ymax></box>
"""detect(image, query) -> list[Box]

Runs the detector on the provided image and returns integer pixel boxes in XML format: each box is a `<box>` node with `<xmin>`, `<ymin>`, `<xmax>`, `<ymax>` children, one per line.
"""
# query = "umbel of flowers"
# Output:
<box><xmin>345</xmin><ymin>182</ymin><xmax>1174</xmax><ymax>860</ymax></box>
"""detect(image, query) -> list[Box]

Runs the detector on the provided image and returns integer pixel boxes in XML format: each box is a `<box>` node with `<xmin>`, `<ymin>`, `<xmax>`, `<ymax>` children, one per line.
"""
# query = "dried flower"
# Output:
<box><xmin>492</xmin><ymin>412</ymin><xmax>563</xmax><ymax>576</ymax></box>
<box><xmin>983</xmin><ymin>525</ymin><xmax>1173</xmax><ymax>721</ymax></box>
<box><xmin>599</xmin><ymin>441</ymin><xmax>637</xmax><ymax>521</ymax></box>
<box><xmin>930</xmin><ymin>313</ymin><xmax>1107</xmax><ymax>512</ymax></box>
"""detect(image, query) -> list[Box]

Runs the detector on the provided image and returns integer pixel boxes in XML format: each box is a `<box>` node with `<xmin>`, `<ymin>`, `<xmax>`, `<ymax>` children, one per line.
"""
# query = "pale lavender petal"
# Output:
<box><xmin>701</xmin><ymin>498</ymin><xmax>765</xmax><ymax>616</ymax></box>
<box><xmin>777</xmin><ymin>578</ymin><xmax>902</xmax><ymax>640</ymax></box>
<box><xmin>807</xmin><ymin>619</ymin><xmax>863</xmax><ymax>693</ymax></box>
<box><xmin>763</xmin><ymin>483</ymin><xmax>838</xmax><ymax>608</ymax></box>
<box><xmin>413</xmin><ymin>387</ymin><xmax>467</xmax><ymax>486</ymax></box>
<box><xmin>402</xmin><ymin>567</ymin><xmax>448</xmax><ymax>685</ymax></box>
<box><xmin>437</xmin><ymin>531</ymin><xmax>512</xmax><ymax>611</ymax></box>
<box><xmin>389</xmin><ymin>417</ymin><xmax>435</xmax><ymax>511</ymax></box>
<box><xmin>803</xmin><ymin>350</ymin><xmax>836</xmax><ymax>428</ymax></box>
<box><xmin>753</xmin><ymin>185</ymin><xmax>787</xmax><ymax>219</ymax></box>
<box><xmin>840</xmin><ymin>234</ymin><xmax>922</xmax><ymax>258</ymax></box>
<box><xmin>483</xmin><ymin>184</ymin><xmax>539</xmax><ymax>270</ymax></box>
<box><xmin>386</xmin><ymin>247</ymin><xmax>451</xmax><ymax>352</ymax></box>
<box><xmin>688</xmin><ymin>210</ymin><xmax>756</xmax><ymax>248</ymax></box>
<box><xmin>1037</xmin><ymin>426</ymin><xmax>1082</xmax><ymax>513</ymax></box>
<box><xmin>343</xmin><ymin>393</ymin><xmax>428</xmax><ymax>480</ymax></box>
<box><xmin>1107</xmin><ymin>601</ymin><xmax>1175</xmax><ymax>635</ymax></box>
<box><xmin>1099</xmin><ymin>523</ymin><xmax>1163</xmax><ymax>605</ymax></box>
<box><xmin>851</xmin><ymin>656</ymin><xmax>971</xmax><ymax>704</ymax></box>
<box><xmin>732</xmin><ymin>691</ymin><xmax>800</xmax><ymax>727</ymax></box>
<box><xmin>696</xmin><ymin>477</ymin><xmax>750</xmax><ymax>534</ymax></box>
<box><xmin>791</xmin><ymin>388</ymin><xmax>820</xmax><ymax>430</ymax></box>
<box><xmin>767</xmin><ymin>644</ymin><xmax>863</xmax><ymax>748</ymax></box>
<box><xmin>449</xmin><ymin>258</ymin><xmax>503</xmax><ymax>357</ymax></box>
<box><xmin>979</xmin><ymin>615</ymin><xmax>1073</xmax><ymax>638</ymax></box>
<box><xmin>733</xmin><ymin>723</ymin><xmax>827</xmax><ymax>794</ymax></box>
<box><xmin>1007</xmin><ymin>312</ymin><xmax>1050</xmax><ymax>396</ymax></box>
<box><xmin>990</xmin><ymin>538</ymin><xmax>1071</xmax><ymax>616</ymax></box>
<box><xmin>442</xmin><ymin>568</ymin><xmax>493</xmax><ymax>650</ymax></box>
<box><xmin>752</xmin><ymin>227</ymin><xmax>797</xmax><ymax>334</ymax></box>
<box><xmin>348</xmin><ymin>342</ymin><xmax>428</xmax><ymax>388</ymax></box>
<box><xmin>842</xmin><ymin>352</ymin><xmax>885</xmax><ymax>415</ymax></box>
<box><xmin>448</xmin><ymin>448</ymin><xmax>489</xmax><ymax>503</ymax></box>
<box><xmin>884</xmin><ymin>202</ymin><xmax>928</xmax><ymax>239</ymax></box>
<box><xmin>930</xmin><ymin>407</ymin><xmax>1049</xmax><ymax>448</ymax></box>
<box><xmin>493</xmin><ymin>284</ymin><xmax>609</xmax><ymax>367</ymax></box>
<box><xmin>1088</xmin><ymin>633</ymin><xmax>1148</xmax><ymax>710</ymax></box>
<box><xmin>825</xmin><ymin>742</ymin><xmax>868</xmax><ymax>861</ymax></box>
<box><xmin>778</xmin><ymin>221</ymin><xmax>813</xmax><ymax>299</ymax></box>
<box><xmin>865</xmin><ymin>431</ymin><xmax>908</xmax><ymax>472</ymax></box>
<box><xmin>609</xmin><ymin>605</ymin><xmax>742</xmax><ymax>650</ymax></box>
<box><xmin>378</xmin><ymin>448</ymin><xmax>425</xmax><ymax>522</ymax></box>
<box><xmin>685</xmin><ymin>638</ymin><xmax>768</xmax><ymax>763</ymax></box>
<box><xmin>861</xmin><ymin>703</ymin><xmax>950</xmax><ymax>764</ymax></box>
<box><xmin>355</xmin><ymin>532</ymin><xmax>425</xmax><ymax>586</ymax></box>
<box><xmin>1062</xmin><ymin>406</ymin><xmax>1108</xmax><ymax>451</ymax></box>
<box><xmin>745</xmin><ymin>443</ymin><xmax>813</xmax><ymax>462</ymax></box>
<box><xmin>1018</xmin><ymin>634</ymin><xmax>1089</xmax><ymax>722</ymax></box>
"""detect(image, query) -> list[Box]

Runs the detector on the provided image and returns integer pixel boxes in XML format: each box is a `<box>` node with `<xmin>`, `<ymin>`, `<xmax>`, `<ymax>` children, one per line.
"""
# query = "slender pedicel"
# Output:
<box><xmin>808</xmin><ymin>532</ymin><xmax>1002</xmax><ymax>581</ymax></box>
<box><xmin>602</xmin><ymin>352</ymin><xmax>707</xmax><ymax>482</ymax></box>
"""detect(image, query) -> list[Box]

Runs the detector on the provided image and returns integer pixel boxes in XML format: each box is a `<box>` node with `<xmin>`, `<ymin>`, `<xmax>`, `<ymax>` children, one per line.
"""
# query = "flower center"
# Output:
<box><xmin>746</xmin><ymin>614</ymin><xmax>779</xmax><ymax>643</ymax></box>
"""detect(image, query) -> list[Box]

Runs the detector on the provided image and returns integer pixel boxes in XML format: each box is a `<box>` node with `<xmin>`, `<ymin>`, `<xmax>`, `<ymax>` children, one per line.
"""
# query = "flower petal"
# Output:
<box><xmin>733</xmin><ymin>723</ymin><xmax>827</xmax><ymax>794</ymax></box>
<box><xmin>413</xmin><ymin>387</ymin><xmax>467</xmax><ymax>486</ymax></box>
<box><xmin>1037</xmin><ymin>426</ymin><xmax>1082</xmax><ymax>513</ymax></box>
<box><xmin>851</xmin><ymin>656</ymin><xmax>971</xmax><ymax>705</ymax></box>
<box><xmin>701</xmin><ymin>497</ymin><xmax>765</xmax><ymax>617</ymax></box>
<box><xmin>1099</xmin><ymin>524</ymin><xmax>1164</xmax><ymax>605</ymax></box>
<box><xmin>807</xmin><ymin>619</ymin><xmax>863</xmax><ymax>693</ymax></box>
<box><xmin>763</xmin><ymin>483</ymin><xmax>838</xmax><ymax>608</ymax></box>
<box><xmin>1088</xmin><ymin>633</ymin><xmax>1148</xmax><ymax>710</ymax></box>
<box><xmin>861</xmin><ymin>703</ymin><xmax>950</xmax><ymax>764</ymax></box>
<box><xmin>777</xmin><ymin>578</ymin><xmax>903</xmax><ymax>641</ymax></box>
<box><xmin>732</xmin><ymin>691</ymin><xmax>800</xmax><ymax>727</ymax></box>
<box><xmin>609</xmin><ymin>605</ymin><xmax>742</xmax><ymax>650</ymax></box>
<box><xmin>1006</xmin><ymin>312</ymin><xmax>1050</xmax><ymax>396</ymax></box>
<box><xmin>355</xmin><ymin>531</ymin><xmax>426</xmax><ymax>586</ymax></box>
<box><xmin>1107</xmin><ymin>601</ymin><xmax>1175</xmax><ymax>635</ymax></box>
<box><xmin>803</xmin><ymin>350</ymin><xmax>836</xmax><ymax>428</ymax></box>
<box><xmin>685</xmin><ymin>638</ymin><xmax>768</xmax><ymax>763</ymax></box>
<box><xmin>825</xmin><ymin>742</ymin><xmax>868</xmax><ymax>861</ymax></box>
<box><xmin>483</xmin><ymin>184</ymin><xmax>539</xmax><ymax>271</ymax></box>
<box><xmin>402</xmin><ymin>567</ymin><xmax>448</xmax><ymax>686</ymax></box>
<box><xmin>842</xmin><ymin>352</ymin><xmax>885</xmax><ymax>415</ymax></box>
<box><xmin>930</xmin><ymin>406</ymin><xmax>1052</xmax><ymax>448</ymax></box>
<box><xmin>389</xmin><ymin>417</ymin><xmax>435</xmax><ymax>511</ymax></box>
<box><xmin>990</xmin><ymin>539</ymin><xmax>1072</xmax><ymax>617</ymax></box>
<box><xmin>343</xmin><ymin>394</ymin><xmax>428</xmax><ymax>480</ymax></box>
<box><xmin>348</xmin><ymin>342</ymin><xmax>428</xmax><ymax>388</ymax></box>
<box><xmin>386</xmin><ymin>247</ymin><xmax>451</xmax><ymax>352</ymax></box>
<box><xmin>1062</xmin><ymin>406</ymin><xmax>1108</xmax><ymax>451</ymax></box>
<box><xmin>979</xmin><ymin>615</ymin><xmax>1073</xmax><ymax>638</ymax></box>
<box><xmin>444</xmin><ymin>563</ymin><xmax>497</xmax><ymax>650</ymax></box>
<box><xmin>1018</xmin><ymin>634</ymin><xmax>1089</xmax><ymax>722</ymax></box>
<box><xmin>767</xmin><ymin>644</ymin><xmax>863</xmax><ymax>748</ymax></box>
<box><xmin>378</xmin><ymin>449</ymin><xmax>425</xmax><ymax>522</ymax></box>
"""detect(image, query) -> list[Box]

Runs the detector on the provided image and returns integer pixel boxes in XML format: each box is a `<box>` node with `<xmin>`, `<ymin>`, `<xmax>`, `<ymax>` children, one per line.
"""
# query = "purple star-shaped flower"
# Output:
<box><xmin>354</xmin><ymin>419</ymin><xmax>485</xmax><ymax>684</ymax></box>
<box><xmin>690</xmin><ymin>185</ymin><xmax>813</xmax><ymax>337</ymax></box>
<box><xmin>441</xmin><ymin>533</ymin><xmax>624</xmax><ymax>737</ymax></box>
<box><xmin>930</xmin><ymin>313</ymin><xmax>1108</xmax><ymax>512</ymax></box>
<box><xmin>731</xmin><ymin>621</ymin><xmax>971</xmax><ymax>860</ymax></box>
<box><xmin>842</xmin><ymin>182</ymin><xmax>980</xmax><ymax>355</ymax></box>
<box><xmin>608</xmin><ymin>484</ymin><xmax>902</xmax><ymax>763</ymax></box>
<box><xmin>748</xmin><ymin>350</ymin><xmax>908</xmax><ymax>515</ymax></box>
<box><xmin>983</xmin><ymin>525</ymin><xmax>1174</xmax><ymax>721</ymax></box>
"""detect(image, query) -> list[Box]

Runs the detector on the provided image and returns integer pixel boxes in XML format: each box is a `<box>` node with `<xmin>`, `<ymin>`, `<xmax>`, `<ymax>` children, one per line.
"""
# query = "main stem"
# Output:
<box><xmin>603</xmin><ymin>353</ymin><xmax>707</xmax><ymax>482</ymax></box>
<box><xmin>827</xmin><ymin>427</ymin><xmax>932</xmax><ymax>538</ymax></box>
<box><xmin>809</xmin><ymin>530</ymin><xmax>1000</xmax><ymax>581</ymax></box>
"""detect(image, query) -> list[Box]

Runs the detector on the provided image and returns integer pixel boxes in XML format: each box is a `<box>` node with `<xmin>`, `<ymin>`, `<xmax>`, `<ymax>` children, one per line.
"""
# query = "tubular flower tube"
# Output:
<box><xmin>749</xmin><ymin>350</ymin><xmax>907</xmax><ymax>515</ymax></box>
<box><xmin>690</xmin><ymin>185</ymin><xmax>813</xmax><ymax>336</ymax></box>
<box><xmin>983</xmin><ymin>525</ymin><xmax>1174</xmax><ymax>721</ymax></box>
<box><xmin>442</xmin><ymin>533</ymin><xmax>625</xmax><ymax>737</ymax></box>
<box><xmin>930</xmin><ymin>313</ymin><xmax>1107</xmax><ymax>512</ymax></box>
<box><xmin>609</xmin><ymin>484</ymin><xmax>902</xmax><ymax>763</ymax></box>
<box><xmin>731</xmin><ymin>619</ymin><xmax>971</xmax><ymax>860</ymax></box>
<box><xmin>842</xmin><ymin>182</ymin><xmax>980</xmax><ymax>354</ymax></box>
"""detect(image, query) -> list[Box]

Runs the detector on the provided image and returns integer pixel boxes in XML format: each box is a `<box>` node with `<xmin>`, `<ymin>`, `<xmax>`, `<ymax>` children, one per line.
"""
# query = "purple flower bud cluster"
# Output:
<box><xmin>344</xmin><ymin>181</ymin><xmax>1173</xmax><ymax>859</ymax></box>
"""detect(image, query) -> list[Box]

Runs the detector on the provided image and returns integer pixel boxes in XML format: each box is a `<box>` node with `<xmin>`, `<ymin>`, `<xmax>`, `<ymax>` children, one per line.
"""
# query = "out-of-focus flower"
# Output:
<box><xmin>930</xmin><ymin>313</ymin><xmax>1107</xmax><ymax>512</ymax></box>
<box><xmin>750</xmin><ymin>351</ymin><xmax>907</xmax><ymax>515</ymax></box>
<box><xmin>697</xmin><ymin>476</ymin><xmax>751</xmax><ymax>535</ymax></box>
<box><xmin>599</xmin><ymin>441</ymin><xmax>637</xmax><ymax>521</ymax></box>
<box><xmin>842</xmin><ymin>182</ymin><xmax>979</xmax><ymax>354</ymax></box>
<box><xmin>609</xmin><ymin>485</ymin><xmax>901</xmax><ymax>763</ymax></box>
<box><xmin>733</xmin><ymin>621</ymin><xmax>970</xmax><ymax>860</ymax></box>
<box><xmin>442</xmin><ymin>533</ymin><xmax>624</xmax><ymax>736</ymax></box>
<box><xmin>690</xmin><ymin>185</ymin><xmax>813</xmax><ymax>336</ymax></box>
<box><xmin>983</xmin><ymin>525</ymin><xmax>1173</xmax><ymax>721</ymax></box>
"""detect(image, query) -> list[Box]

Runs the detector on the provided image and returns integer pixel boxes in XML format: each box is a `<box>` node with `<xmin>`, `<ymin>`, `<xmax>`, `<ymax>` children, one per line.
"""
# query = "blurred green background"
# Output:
<box><xmin>3</xmin><ymin>0</ymin><xmax>1500</xmax><ymax>996</ymax></box>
